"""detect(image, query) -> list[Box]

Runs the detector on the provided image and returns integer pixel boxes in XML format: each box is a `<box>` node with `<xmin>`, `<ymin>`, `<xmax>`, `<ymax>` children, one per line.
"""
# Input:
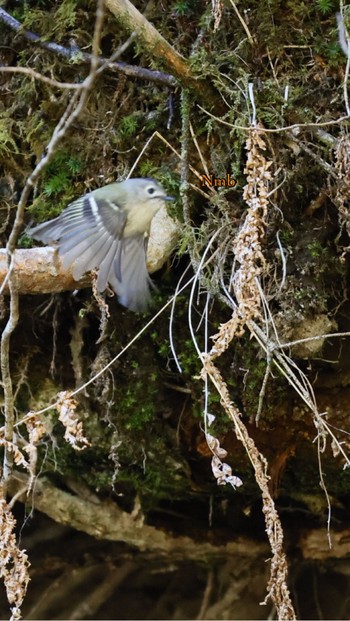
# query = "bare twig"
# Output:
<box><xmin>286</xmin><ymin>131</ymin><xmax>338</xmax><ymax>179</ymax></box>
<box><xmin>181</xmin><ymin>89</ymin><xmax>191</xmax><ymax>223</ymax></box>
<box><xmin>189</xmin><ymin>122</ymin><xmax>210</xmax><ymax>179</ymax></box>
<box><xmin>181</xmin><ymin>89</ymin><xmax>201</xmax><ymax>273</ymax></box>
<box><xmin>0</xmin><ymin>33</ymin><xmax>139</xmax><ymax>91</ymax></box>
<box><xmin>228</xmin><ymin>0</ymin><xmax>254</xmax><ymax>46</ymax></box>
<box><xmin>198</xmin><ymin>104</ymin><xmax>350</xmax><ymax>133</ymax></box>
<box><xmin>0</xmin><ymin>281</ymin><xmax>18</xmax><ymax>480</ymax></box>
<box><xmin>0</xmin><ymin>66</ymin><xmax>82</xmax><ymax>89</ymax></box>
<box><xmin>128</xmin><ymin>130</ymin><xmax>212</xmax><ymax>197</ymax></box>
<box><xmin>196</xmin><ymin>570</ymin><xmax>214</xmax><ymax>620</ymax></box>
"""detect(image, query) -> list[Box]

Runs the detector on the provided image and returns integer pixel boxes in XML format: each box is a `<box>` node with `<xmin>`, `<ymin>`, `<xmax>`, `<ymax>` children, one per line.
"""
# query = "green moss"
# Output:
<box><xmin>139</xmin><ymin>160</ymin><xmax>158</xmax><ymax>178</ymax></box>
<box><xmin>114</xmin><ymin>440</ymin><xmax>191</xmax><ymax>509</ymax></box>
<box><xmin>177</xmin><ymin>339</ymin><xmax>203</xmax><ymax>376</ymax></box>
<box><xmin>307</xmin><ymin>241</ymin><xmax>326</xmax><ymax>259</ymax></box>
<box><xmin>171</xmin><ymin>0</ymin><xmax>200</xmax><ymax>17</ymax></box>
<box><xmin>315</xmin><ymin>0</ymin><xmax>337</xmax><ymax>15</ymax></box>
<box><xmin>0</xmin><ymin>119</ymin><xmax>18</xmax><ymax>156</ymax></box>
<box><xmin>46</xmin><ymin>439</ymin><xmax>115</xmax><ymax>491</ymax></box>
<box><xmin>117</xmin><ymin>114</ymin><xmax>140</xmax><ymax>139</ymax></box>
<box><xmin>53</xmin><ymin>0</ymin><xmax>77</xmax><ymax>33</ymax></box>
<box><xmin>20</xmin><ymin>5</ymin><xmax>47</xmax><ymax>30</ymax></box>
<box><xmin>27</xmin><ymin>149</ymin><xmax>84</xmax><ymax>221</ymax></box>
<box><xmin>122</xmin><ymin>391</ymin><xmax>156</xmax><ymax>431</ymax></box>
<box><xmin>20</xmin><ymin>0</ymin><xmax>77</xmax><ymax>39</ymax></box>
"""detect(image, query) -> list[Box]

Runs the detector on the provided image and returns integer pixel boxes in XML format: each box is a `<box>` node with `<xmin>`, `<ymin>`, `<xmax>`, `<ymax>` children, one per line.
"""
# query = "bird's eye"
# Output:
<box><xmin>147</xmin><ymin>187</ymin><xmax>156</xmax><ymax>195</ymax></box>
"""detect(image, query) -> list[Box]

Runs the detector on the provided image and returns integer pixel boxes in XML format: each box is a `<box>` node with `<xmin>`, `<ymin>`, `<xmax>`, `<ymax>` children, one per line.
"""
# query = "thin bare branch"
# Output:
<box><xmin>198</xmin><ymin>104</ymin><xmax>350</xmax><ymax>133</ymax></box>
<box><xmin>0</xmin><ymin>66</ymin><xmax>82</xmax><ymax>89</ymax></box>
<box><xmin>227</xmin><ymin>0</ymin><xmax>254</xmax><ymax>46</ymax></box>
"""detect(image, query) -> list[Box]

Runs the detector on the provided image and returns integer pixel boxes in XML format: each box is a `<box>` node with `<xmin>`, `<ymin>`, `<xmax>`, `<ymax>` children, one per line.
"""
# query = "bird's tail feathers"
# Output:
<box><xmin>109</xmin><ymin>236</ymin><xmax>153</xmax><ymax>312</ymax></box>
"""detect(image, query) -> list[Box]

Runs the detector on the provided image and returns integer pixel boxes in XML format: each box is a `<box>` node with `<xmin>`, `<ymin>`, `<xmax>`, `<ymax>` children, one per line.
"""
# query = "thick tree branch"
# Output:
<box><xmin>0</xmin><ymin>248</ymin><xmax>88</xmax><ymax>295</ymax></box>
<box><xmin>9</xmin><ymin>471</ymin><xmax>269</xmax><ymax>562</ymax></box>
<box><xmin>10</xmin><ymin>471</ymin><xmax>349</xmax><ymax>562</ymax></box>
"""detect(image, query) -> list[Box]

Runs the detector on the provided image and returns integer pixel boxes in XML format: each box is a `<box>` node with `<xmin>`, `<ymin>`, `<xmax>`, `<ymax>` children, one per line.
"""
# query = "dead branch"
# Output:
<box><xmin>0</xmin><ymin>7</ymin><xmax>176</xmax><ymax>88</ymax></box>
<box><xmin>10</xmin><ymin>473</ymin><xmax>347</xmax><ymax>578</ymax></box>
<box><xmin>8</xmin><ymin>471</ymin><xmax>269</xmax><ymax>562</ymax></box>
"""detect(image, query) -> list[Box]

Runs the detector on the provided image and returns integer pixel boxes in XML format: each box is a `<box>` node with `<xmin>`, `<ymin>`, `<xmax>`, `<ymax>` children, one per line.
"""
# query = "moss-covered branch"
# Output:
<box><xmin>105</xmin><ymin>0</ymin><xmax>224</xmax><ymax>111</ymax></box>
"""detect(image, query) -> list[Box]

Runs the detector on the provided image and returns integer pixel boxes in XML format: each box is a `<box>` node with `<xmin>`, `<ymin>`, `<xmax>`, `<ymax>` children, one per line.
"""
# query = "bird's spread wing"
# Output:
<box><xmin>28</xmin><ymin>195</ymin><xmax>153</xmax><ymax>311</ymax></box>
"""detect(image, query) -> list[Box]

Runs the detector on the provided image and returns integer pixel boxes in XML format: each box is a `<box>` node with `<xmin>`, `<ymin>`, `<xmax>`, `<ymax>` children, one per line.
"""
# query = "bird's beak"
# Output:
<box><xmin>164</xmin><ymin>195</ymin><xmax>175</xmax><ymax>201</ymax></box>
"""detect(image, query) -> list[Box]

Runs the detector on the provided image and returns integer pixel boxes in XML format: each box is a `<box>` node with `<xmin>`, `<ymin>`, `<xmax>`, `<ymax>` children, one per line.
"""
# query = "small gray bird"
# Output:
<box><xmin>28</xmin><ymin>178</ymin><xmax>174</xmax><ymax>312</ymax></box>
